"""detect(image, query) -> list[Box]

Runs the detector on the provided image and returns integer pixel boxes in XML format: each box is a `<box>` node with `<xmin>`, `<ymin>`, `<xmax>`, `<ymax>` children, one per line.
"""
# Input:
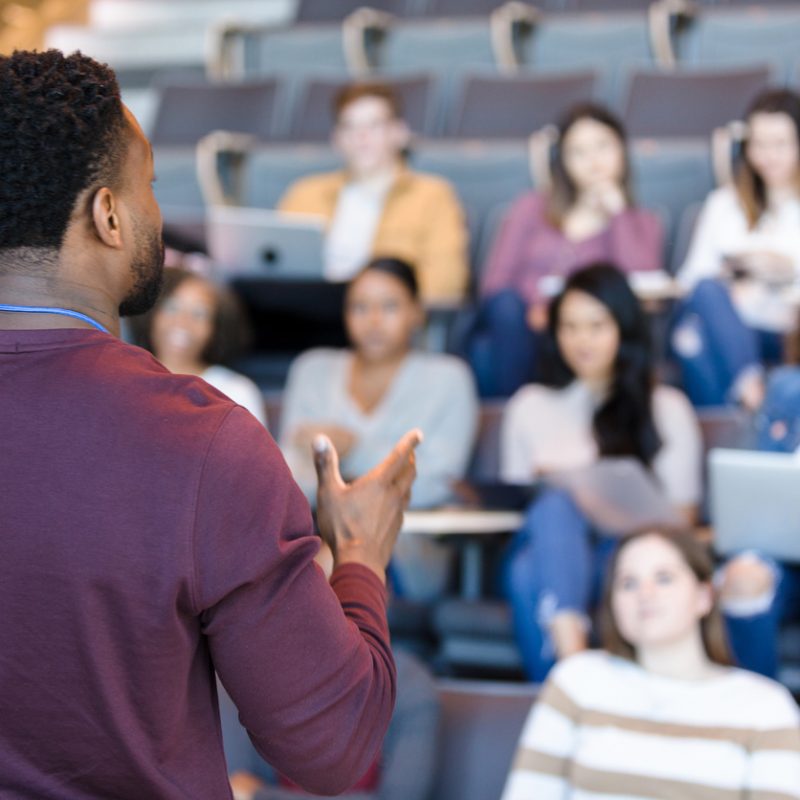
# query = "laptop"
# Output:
<box><xmin>206</xmin><ymin>205</ymin><xmax>326</xmax><ymax>280</ymax></box>
<box><xmin>709</xmin><ymin>448</ymin><xmax>800</xmax><ymax>563</ymax></box>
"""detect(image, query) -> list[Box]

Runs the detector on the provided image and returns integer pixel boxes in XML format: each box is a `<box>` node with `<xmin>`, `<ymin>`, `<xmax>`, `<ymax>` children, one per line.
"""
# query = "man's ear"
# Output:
<box><xmin>91</xmin><ymin>187</ymin><xmax>123</xmax><ymax>249</ymax></box>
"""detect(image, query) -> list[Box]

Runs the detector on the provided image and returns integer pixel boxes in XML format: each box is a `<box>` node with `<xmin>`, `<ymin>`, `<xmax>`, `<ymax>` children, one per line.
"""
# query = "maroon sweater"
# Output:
<box><xmin>0</xmin><ymin>328</ymin><xmax>395</xmax><ymax>799</ymax></box>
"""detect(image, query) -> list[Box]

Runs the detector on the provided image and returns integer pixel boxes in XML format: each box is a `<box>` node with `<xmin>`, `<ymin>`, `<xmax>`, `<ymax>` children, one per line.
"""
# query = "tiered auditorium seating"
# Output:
<box><xmin>446</xmin><ymin>71</ymin><xmax>598</xmax><ymax>138</ymax></box>
<box><xmin>288</xmin><ymin>73</ymin><xmax>438</xmax><ymax>141</ymax></box>
<box><xmin>621</xmin><ymin>66</ymin><xmax>771</xmax><ymax>139</ymax></box>
<box><xmin>671</xmin><ymin>3</ymin><xmax>800</xmax><ymax>84</ymax></box>
<box><xmin>294</xmin><ymin>0</ymin><xmax>412</xmax><ymax>22</ymax></box>
<box><xmin>150</xmin><ymin>81</ymin><xmax>279</xmax><ymax>145</ymax></box>
<box><xmin>514</xmin><ymin>8</ymin><xmax>660</xmax><ymax>108</ymax></box>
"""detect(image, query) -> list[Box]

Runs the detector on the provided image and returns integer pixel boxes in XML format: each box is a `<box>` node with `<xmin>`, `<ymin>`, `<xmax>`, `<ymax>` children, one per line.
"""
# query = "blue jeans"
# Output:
<box><xmin>756</xmin><ymin>366</ymin><xmax>800</xmax><ymax>452</ymax></box>
<box><xmin>503</xmin><ymin>489</ymin><xmax>618</xmax><ymax>682</ymax></box>
<box><xmin>466</xmin><ymin>289</ymin><xmax>538</xmax><ymax>398</ymax></box>
<box><xmin>671</xmin><ymin>279</ymin><xmax>782</xmax><ymax>407</ymax></box>
<box><xmin>725</xmin><ymin>560</ymin><xmax>800</xmax><ymax>679</ymax></box>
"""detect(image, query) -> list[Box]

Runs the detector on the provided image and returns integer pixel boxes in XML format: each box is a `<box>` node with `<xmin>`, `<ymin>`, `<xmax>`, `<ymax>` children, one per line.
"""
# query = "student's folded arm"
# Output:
<box><xmin>499</xmin><ymin>392</ymin><xmax>537</xmax><ymax>485</ymax></box>
<box><xmin>278</xmin><ymin>352</ymin><xmax>330</xmax><ymax>501</ymax></box>
<box><xmin>194</xmin><ymin>408</ymin><xmax>396</xmax><ymax>796</ymax></box>
<box><xmin>408</xmin><ymin>362</ymin><xmax>480</xmax><ymax>508</ymax></box>
<box><xmin>652</xmin><ymin>388</ymin><xmax>703</xmax><ymax>522</ymax></box>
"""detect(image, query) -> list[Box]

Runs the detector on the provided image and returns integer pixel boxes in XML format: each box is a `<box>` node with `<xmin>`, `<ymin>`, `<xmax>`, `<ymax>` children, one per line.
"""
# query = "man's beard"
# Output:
<box><xmin>119</xmin><ymin>225</ymin><xmax>165</xmax><ymax>317</ymax></box>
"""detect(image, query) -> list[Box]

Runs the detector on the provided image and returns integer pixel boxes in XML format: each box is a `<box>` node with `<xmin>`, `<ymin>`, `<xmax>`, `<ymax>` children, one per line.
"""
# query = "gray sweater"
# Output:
<box><xmin>279</xmin><ymin>349</ymin><xmax>479</xmax><ymax>509</ymax></box>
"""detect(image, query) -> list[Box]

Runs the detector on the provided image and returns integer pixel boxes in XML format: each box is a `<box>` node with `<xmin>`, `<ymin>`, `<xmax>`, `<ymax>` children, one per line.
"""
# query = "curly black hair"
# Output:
<box><xmin>0</xmin><ymin>50</ymin><xmax>127</xmax><ymax>255</ymax></box>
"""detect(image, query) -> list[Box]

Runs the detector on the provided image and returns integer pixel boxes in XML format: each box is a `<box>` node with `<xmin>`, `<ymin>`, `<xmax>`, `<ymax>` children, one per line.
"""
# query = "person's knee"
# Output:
<box><xmin>506</xmin><ymin>542</ymin><xmax>537</xmax><ymax>595</ymax></box>
<box><xmin>482</xmin><ymin>289</ymin><xmax>527</xmax><ymax>324</ymax></box>
<box><xmin>719</xmin><ymin>554</ymin><xmax>776</xmax><ymax>603</ymax></box>
<box><xmin>690</xmin><ymin>278</ymin><xmax>728</xmax><ymax>307</ymax></box>
<box><xmin>527</xmin><ymin>488</ymin><xmax>584</xmax><ymax>533</ymax></box>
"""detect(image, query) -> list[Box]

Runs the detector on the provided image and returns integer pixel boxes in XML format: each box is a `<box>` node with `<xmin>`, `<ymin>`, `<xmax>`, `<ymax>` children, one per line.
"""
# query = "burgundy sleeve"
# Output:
<box><xmin>192</xmin><ymin>408</ymin><xmax>396</xmax><ymax>796</ymax></box>
<box><xmin>480</xmin><ymin>193</ymin><xmax>539</xmax><ymax>299</ymax></box>
<box><xmin>609</xmin><ymin>208</ymin><xmax>665</xmax><ymax>273</ymax></box>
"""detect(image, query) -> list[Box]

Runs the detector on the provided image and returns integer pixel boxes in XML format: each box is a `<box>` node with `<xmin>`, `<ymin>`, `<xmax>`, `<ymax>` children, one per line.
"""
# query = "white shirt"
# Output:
<box><xmin>679</xmin><ymin>185</ymin><xmax>800</xmax><ymax>331</ymax></box>
<box><xmin>202</xmin><ymin>365</ymin><xmax>266</xmax><ymax>427</ymax></box>
<box><xmin>500</xmin><ymin>380</ymin><xmax>702</xmax><ymax>507</ymax></box>
<box><xmin>502</xmin><ymin>650</ymin><xmax>800</xmax><ymax>800</ymax></box>
<box><xmin>324</xmin><ymin>176</ymin><xmax>392</xmax><ymax>281</ymax></box>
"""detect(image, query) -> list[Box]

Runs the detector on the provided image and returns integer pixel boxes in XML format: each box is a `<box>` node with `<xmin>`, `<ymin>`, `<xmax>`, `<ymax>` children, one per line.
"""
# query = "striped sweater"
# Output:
<box><xmin>501</xmin><ymin>650</ymin><xmax>800</xmax><ymax>800</ymax></box>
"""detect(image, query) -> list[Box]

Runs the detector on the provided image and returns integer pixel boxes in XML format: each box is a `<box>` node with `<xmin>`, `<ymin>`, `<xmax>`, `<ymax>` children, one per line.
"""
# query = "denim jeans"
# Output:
<box><xmin>755</xmin><ymin>366</ymin><xmax>800</xmax><ymax>452</ymax></box>
<box><xmin>466</xmin><ymin>289</ymin><xmax>538</xmax><ymax>398</ymax></box>
<box><xmin>670</xmin><ymin>279</ymin><xmax>782</xmax><ymax>407</ymax></box>
<box><xmin>503</xmin><ymin>488</ymin><xmax>618</xmax><ymax>682</ymax></box>
<box><xmin>725</xmin><ymin>559</ymin><xmax>800</xmax><ymax>679</ymax></box>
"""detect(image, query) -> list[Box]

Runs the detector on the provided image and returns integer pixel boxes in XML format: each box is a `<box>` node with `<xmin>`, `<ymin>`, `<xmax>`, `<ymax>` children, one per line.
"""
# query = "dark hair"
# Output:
<box><xmin>736</xmin><ymin>88</ymin><xmax>800</xmax><ymax>229</ymax></box>
<box><xmin>599</xmin><ymin>529</ymin><xmax>733</xmax><ymax>667</ymax></box>
<box><xmin>333</xmin><ymin>81</ymin><xmax>403</xmax><ymax>121</ymax></box>
<box><xmin>541</xmin><ymin>263</ymin><xmax>662</xmax><ymax>466</ymax></box>
<box><xmin>350</xmin><ymin>256</ymin><xmax>420</xmax><ymax>300</ymax></box>
<box><xmin>547</xmin><ymin>103</ymin><xmax>634</xmax><ymax>229</ymax></box>
<box><xmin>131</xmin><ymin>267</ymin><xmax>252</xmax><ymax>366</ymax></box>
<box><xmin>0</xmin><ymin>50</ymin><xmax>127</xmax><ymax>258</ymax></box>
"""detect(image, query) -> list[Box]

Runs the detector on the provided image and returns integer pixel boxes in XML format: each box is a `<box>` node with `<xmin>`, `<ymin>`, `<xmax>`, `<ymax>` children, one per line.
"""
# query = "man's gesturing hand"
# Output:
<box><xmin>313</xmin><ymin>429</ymin><xmax>423</xmax><ymax>583</ymax></box>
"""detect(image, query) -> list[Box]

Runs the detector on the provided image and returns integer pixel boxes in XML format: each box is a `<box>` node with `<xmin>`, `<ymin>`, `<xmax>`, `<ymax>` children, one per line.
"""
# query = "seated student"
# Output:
<box><xmin>132</xmin><ymin>267</ymin><xmax>266</xmax><ymax>425</ymax></box>
<box><xmin>714</xmin><ymin>353</ymin><xmax>800</xmax><ymax>680</ymax></box>
<box><xmin>673</xmin><ymin>88</ymin><xmax>800</xmax><ymax>410</ymax></box>
<box><xmin>470</xmin><ymin>103</ymin><xmax>664</xmax><ymax>397</ymax></box>
<box><xmin>222</xmin><ymin>648</ymin><xmax>439</xmax><ymax>800</ymax></box>
<box><xmin>501</xmin><ymin>263</ymin><xmax>701</xmax><ymax>681</ymax></box>
<box><xmin>280</xmin><ymin>256</ymin><xmax>479</xmax><ymax>598</ymax></box>
<box><xmin>501</xmin><ymin>529</ymin><xmax>800</xmax><ymax>800</ymax></box>
<box><xmin>278</xmin><ymin>82</ymin><xmax>469</xmax><ymax>303</ymax></box>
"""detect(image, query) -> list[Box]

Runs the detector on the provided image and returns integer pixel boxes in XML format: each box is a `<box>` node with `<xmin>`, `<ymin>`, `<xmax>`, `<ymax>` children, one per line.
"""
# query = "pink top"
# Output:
<box><xmin>481</xmin><ymin>192</ymin><xmax>664</xmax><ymax>304</ymax></box>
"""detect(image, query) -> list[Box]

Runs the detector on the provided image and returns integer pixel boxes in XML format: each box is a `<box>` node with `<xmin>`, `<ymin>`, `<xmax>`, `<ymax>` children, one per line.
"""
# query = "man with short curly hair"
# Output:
<box><xmin>0</xmin><ymin>49</ymin><xmax>419</xmax><ymax>799</ymax></box>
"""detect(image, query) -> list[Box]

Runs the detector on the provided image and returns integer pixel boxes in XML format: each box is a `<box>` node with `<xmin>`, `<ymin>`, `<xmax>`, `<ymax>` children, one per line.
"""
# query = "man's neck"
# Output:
<box><xmin>0</xmin><ymin>273</ymin><xmax>120</xmax><ymax>337</ymax></box>
<box><xmin>349</xmin><ymin>162</ymin><xmax>400</xmax><ymax>190</ymax></box>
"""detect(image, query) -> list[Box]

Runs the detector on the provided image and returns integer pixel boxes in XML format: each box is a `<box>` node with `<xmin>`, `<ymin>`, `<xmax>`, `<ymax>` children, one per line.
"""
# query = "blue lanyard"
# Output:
<box><xmin>0</xmin><ymin>303</ymin><xmax>110</xmax><ymax>334</ymax></box>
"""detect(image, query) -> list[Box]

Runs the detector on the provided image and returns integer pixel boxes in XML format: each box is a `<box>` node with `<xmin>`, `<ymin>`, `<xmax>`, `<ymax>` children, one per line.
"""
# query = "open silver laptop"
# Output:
<box><xmin>206</xmin><ymin>205</ymin><xmax>326</xmax><ymax>280</ymax></box>
<box><xmin>709</xmin><ymin>448</ymin><xmax>800</xmax><ymax>563</ymax></box>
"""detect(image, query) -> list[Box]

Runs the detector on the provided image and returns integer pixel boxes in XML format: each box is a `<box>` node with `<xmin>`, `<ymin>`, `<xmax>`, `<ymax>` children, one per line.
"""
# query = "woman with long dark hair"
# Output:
<box><xmin>502</xmin><ymin>263</ymin><xmax>701</xmax><ymax>681</ymax></box>
<box><xmin>502</xmin><ymin>529</ymin><xmax>800</xmax><ymax>799</ymax></box>
<box><xmin>674</xmin><ymin>88</ymin><xmax>800</xmax><ymax>409</ymax></box>
<box><xmin>469</xmin><ymin>103</ymin><xmax>664</xmax><ymax>397</ymax></box>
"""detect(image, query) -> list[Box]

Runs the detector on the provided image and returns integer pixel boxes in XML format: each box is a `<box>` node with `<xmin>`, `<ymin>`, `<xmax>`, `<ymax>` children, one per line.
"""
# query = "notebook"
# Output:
<box><xmin>546</xmin><ymin>457</ymin><xmax>684</xmax><ymax>536</ymax></box>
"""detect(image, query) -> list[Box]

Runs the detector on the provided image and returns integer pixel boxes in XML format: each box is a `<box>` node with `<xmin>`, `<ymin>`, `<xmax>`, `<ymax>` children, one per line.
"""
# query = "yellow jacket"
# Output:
<box><xmin>278</xmin><ymin>169</ymin><xmax>469</xmax><ymax>302</ymax></box>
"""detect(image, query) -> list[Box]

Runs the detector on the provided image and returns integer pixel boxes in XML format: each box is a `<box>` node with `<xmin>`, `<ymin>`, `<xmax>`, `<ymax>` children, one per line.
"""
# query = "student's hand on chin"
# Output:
<box><xmin>583</xmin><ymin>182</ymin><xmax>626</xmax><ymax>217</ymax></box>
<box><xmin>313</xmin><ymin>429</ymin><xmax>423</xmax><ymax>582</ymax></box>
